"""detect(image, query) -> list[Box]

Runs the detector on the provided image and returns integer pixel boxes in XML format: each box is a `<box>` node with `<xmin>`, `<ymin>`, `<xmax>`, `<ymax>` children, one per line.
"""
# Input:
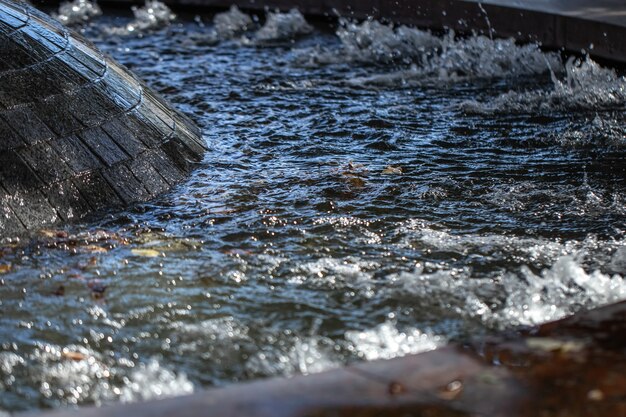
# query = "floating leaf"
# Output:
<box><xmin>382</xmin><ymin>166</ymin><xmax>403</xmax><ymax>175</ymax></box>
<box><xmin>88</xmin><ymin>280</ymin><xmax>107</xmax><ymax>300</ymax></box>
<box><xmin>39</xmin><ymin>229</ymin><xmax>69</xmax><ymax>239</ymax></box>
<box><xmin>526</xmin><ymin>337</ymin><xmax>585</xmax><ymax>353</ymax></box>
<box><xmin>81</xmin><ymin>245</ymin><xmax>108</xmax><ymax>254</ymax></box>
<box><xmin>348</xmin><ymin>176</ymin><xmax>366</xmax><ymax>188</ymax></box>
<box><xmin>52</xmin><ymin>285</ymin><xmax>65</xmax><ymax>296</ymax></box>
<box><xmin>438</xmin><ymin>380</ymin><xmax>463</xmax><ymax>400</ymax></box>
<box><xmin>0</xmin><ymin>264</ymin><xmax>11</xmax><ymax>274</ymax></box>
<box><xmin>62</xmin><ymin>350</ymin><xmax>87</xmax><ymax>361</ymax></box>
<box><xmin>131</xmin><ymin>248</ymin><xmax>161</xmax><ymax>258</ymax></box>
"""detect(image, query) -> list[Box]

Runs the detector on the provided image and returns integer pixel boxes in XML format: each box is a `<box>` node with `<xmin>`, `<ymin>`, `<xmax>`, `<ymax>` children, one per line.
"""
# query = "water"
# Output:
<box><xmin>1</xmin><ymin>6</ymin><xmax>626</xmax><ymax>412</ymax></box>
<box><xmin>53</xmin><ymin>0</ymin><xmax>101</xmax><ymax>25</ymax></box>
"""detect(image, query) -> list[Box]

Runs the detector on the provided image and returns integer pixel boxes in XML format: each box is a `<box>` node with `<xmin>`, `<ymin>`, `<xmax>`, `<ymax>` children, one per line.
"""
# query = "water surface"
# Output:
<box><xmin>1</xmin><ymin>8</ymin><xmax>626</xmax><ymax>412</ymax></box>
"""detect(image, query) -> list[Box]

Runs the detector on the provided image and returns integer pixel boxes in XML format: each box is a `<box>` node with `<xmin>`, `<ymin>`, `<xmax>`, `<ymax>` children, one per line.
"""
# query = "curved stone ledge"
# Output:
<box><xmin>0</xmin><ymin>0</ymin><xmax>206</xmax><ymax>237</ymax></box>
<box><xmin>20</xmin><ymin>301</ymin><xmax>626</xmax><ymax>417</ymax></box>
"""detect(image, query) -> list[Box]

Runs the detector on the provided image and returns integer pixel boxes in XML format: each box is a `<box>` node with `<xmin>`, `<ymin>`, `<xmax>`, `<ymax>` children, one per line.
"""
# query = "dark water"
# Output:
<box><xmin>1</xmin><ymin>9</ymin><xmax>626</xmax><ymax>412</ymax></box>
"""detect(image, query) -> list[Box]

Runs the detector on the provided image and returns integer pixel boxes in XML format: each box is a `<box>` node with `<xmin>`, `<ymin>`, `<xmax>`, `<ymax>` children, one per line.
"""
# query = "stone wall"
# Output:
<box><xmin>0</xmin><ymin>0</ymin><xmax>206</xmax><ymax>237</ymax></box>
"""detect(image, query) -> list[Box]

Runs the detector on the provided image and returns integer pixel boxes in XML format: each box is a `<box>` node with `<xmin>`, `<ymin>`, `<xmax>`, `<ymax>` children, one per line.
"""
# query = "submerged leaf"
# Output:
<box><xmin>382</xmin><ymin>166</ymin><xmax>403</xmax><ymax>175</ymax></box>
<box><xmin>131</xmin><ymin>249</ymin><xmax>162</xmax><ymax>258</ymax></box>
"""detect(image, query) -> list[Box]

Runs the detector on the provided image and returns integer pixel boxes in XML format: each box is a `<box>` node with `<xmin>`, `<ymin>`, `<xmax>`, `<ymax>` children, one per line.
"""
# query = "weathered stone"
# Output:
<box><xmin>0</xmin><ymin>0</ymin><xmax>206</xmax><ymax>237</ymax></box>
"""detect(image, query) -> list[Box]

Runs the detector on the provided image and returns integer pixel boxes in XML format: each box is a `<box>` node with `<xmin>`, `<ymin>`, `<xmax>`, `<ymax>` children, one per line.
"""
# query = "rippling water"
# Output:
<box><xmin>1</xmin><ymin>6</ymin><xmax>626</xmax><ymax>412</ymax></box>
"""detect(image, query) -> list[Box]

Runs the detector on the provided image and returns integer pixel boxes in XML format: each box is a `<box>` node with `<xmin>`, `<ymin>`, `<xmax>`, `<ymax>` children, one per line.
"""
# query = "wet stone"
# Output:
<box><xmin>67</xmin><ymin>87</ymin><xmax>113</xmax><ymax>127</ymax></box>
<box><xmin>101</xmin><ymin>117</ymin><xmax>148</xmax><ymax>157</ymax></box>
<box><xmin>73</xmin><ymin>171</ymin><xmax>123</xmax><ymax>211</ymax></box>
<box><xmin>0</xmin><ymin>150</ymin><xmax>43</xmax><ymax>194</ymax></box>
<box><xmin>145</xmin><ymin>149</ymin><xmax>186</xmax><ymax>185</ymax></box>
<box><xmin>45</xmin><ymin>180</ymin><xmax>91</xmax><ymax>222</ymax></box>
<box><xmin>101</xmin><ymin>163</ymin><xmax>151</xmax><ymax>204</ymax></box>
<box><xmin>33</xmin><ymin>95</ymin><xmax>86</xmax><ymax>136</ymax></box>
<box><xmin>7</xmin><ymin>189</ymin><xmax>58</xmax><ymax>230</ymax></box>
<box><xmin>127</xmin><ymin>157</ymin><xmax>170</xmax><ymax>197</ymax></box>
<box><xmin>2</xmin><ymin>105</ymin><xmax>54</xmax><ymax>145</ymax></box>
<box><xmin>0</xmin><ymin>0</ymin><xmax>205</xmax><ymax>236</ymax></box>
<box><xmin>17</xmin><ymin>141</ymin><xmax>72</xmax><ymax>185</ymax></box>
<box><xmin>0</xmin><ymin>115</ymin><xmax>24</xmax><ymax>150</ymax></box>
<box><xmin>78</xmin><ymin>126</ymin><xmax>129</xmax><ymax>167</ymax></box>
<box><xmin>0</xmin><ymin>195</ymin><xmax>26</xmax><ymax>236</ymax></box>
<box><xmin>50</xmin><ymin>134</ymin><xmax>101</xmax><ymax>174</ymax></box>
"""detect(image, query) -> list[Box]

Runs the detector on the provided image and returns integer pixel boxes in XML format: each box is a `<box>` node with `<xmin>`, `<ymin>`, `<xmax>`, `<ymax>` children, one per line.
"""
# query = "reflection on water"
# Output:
<box><xmin>1</xmin><ymin>7</ymin><xmax>626</xmax><ymax>412</ymax></box>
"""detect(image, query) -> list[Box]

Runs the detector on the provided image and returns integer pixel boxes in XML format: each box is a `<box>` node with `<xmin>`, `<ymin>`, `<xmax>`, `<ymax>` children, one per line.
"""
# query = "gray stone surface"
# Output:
<box><xmin>0</xmin><ymin>0</ymin><xmax>206</xmax><ymax>237</ymax></box>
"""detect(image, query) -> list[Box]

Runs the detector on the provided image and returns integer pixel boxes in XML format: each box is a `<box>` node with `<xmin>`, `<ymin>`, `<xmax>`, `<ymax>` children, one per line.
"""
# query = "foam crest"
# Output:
<box><xmin>345</xmin><ymin>322</ymin><xmax>444</xmax><ymax>361</ymax></box>
<box><xmin>461</xmin><ymin>56</ymin><xmax>626</xmax><ymax>114</ymax></box>
<box><xmin>550</xmin><ymin>115</ymin><xmax>626</xmax><ymax>149</ymax></box>
<box><xmin>254</xmin><ymin>9</ymin><xmax>313</xmax><ymax>43</ymax></box>
<box><xmin>109</xmin><ymin>1</ymin><xmax>176</xmax><ymax>35</ymax></box>
<box><xmin>299</xmin><ymin>20</ymin><xmax>560</xmax><ymax>84</ymax></box>
<box><xmin>54</xmin><ymin>0</ymin><xmax>101</xmax><ymax>26</ymax></box>
<box><xmin>398</xmin><ymin>221</ymin><xmax>571</xmax><ymax>264</ymax></box>
<box><xmin>497</xmin><ymin>256</ymin><xmax>626</xmax><ymax>326</ymax></box>
<box><xmin>246</xmin><ymin>337</ymin><xmax>337</xmax><ymax>376</ymax></box>
<box><xmin>21</xmin><ymin>344</ymin><xmax>193</xmax><ymax>406</ymax></box>
<box><xmin>213</xmin><ymin>5</ymin><xmax>253</xmax><ymax>39</ymax></box>
<box><xmin>432</xmin><ymin>35</ymin><xmax>560</xmax><ymax>79</ymax></box>
<box><xmin>289</xmin><ymin>257</ymin><xmax>377</xmax><ymax>288</ymax></box>
<box><xmin>119</xmin><ymin>360</ymin><xmax>194</xmax><ymax>403</ymax></box>
<box><xmin>395</xmin><ymin>253</ymin><xmax>626</xmax><ymax>329</ymax></box>
<box><xmin>335</xmin><ymin>19</ymin><xmax>441</xmax><ymax>64</ymax></box>
<box><xmin>0</xmin><ymin>352</ymin><xmax>23</xmax><ymax>375</ymax></box>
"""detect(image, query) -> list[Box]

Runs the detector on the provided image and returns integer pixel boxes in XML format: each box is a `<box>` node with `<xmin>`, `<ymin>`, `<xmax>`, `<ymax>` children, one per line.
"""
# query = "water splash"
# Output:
<box><xmin>213</xmin><ymin>5</ymin><xmax>253</xmax><ymax>39</ymax></box>
<box><xmin>119</xmin><ymin>360</ymin><xmax>194</xmax><ymax>403</ymax></box>
<box><xmin>345</xmin><ymin>322</ymin><xmax>444</xmax><ymax>360</ymax></box>
<box><xmin>246</xmin><ymin>336</ymin><xmax>338</xmax><ymax>376</ymax></box>
<box><xmin>4</xmin><ymin>344</ymin><xmax>193</xmax><ymax>407</ymax></box>
<box><xmin>299</xmin><ymin>20</ymin><xmax>560</xmax><ymax>84</ymax></box>
<box><xmin>253</xmin><ymin>9</ymin><xmax>313</xmax><ymax>43</ymax></box>
<box><xmin>53</xmin><ymin>0</ymin><xmax>101</xmax><ymax>26</ymax></box>
<box><xmin>332</xmin><ymin>19</ymin><xmax>441</xmax><ymax>65</ymax></box>
<box><xmin>109</xmin><ymin>1</ymin><xmax>176</xmax><ymax>35</ymax></box>
<box><xmin>394</xmin><ymin>252</ymin><xmax>626</xmax><ymax>329</ymax></box>
<box><xmin>497</xmin><ymin>256</ymin><xmax>626</xmax><ymax>326</ymax></box>
<box><xmin>461</xmin><ymin>56</ymin><xmax>626</xmax><ymax>114</ymax></box>
<box><xmin>548</xmin><ymin>115</ymin><xmax>626</xmax><ymax>149</ymax></box>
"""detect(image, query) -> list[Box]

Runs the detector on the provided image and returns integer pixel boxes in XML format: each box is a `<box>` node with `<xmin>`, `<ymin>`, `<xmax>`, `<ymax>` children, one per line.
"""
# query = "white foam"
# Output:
<box><xmin>26</xmin><ymin>344</ymin><xmax>193</xmax><ymax>406</ymax></box>
<box><xmin>550</xmin><ymin>115</ymin><xmax>626</xmax><ymax>149</ymax></box>
<box><xmin>299</xmin><ymin>20</ymin><xmax>560</xmax><ymax>84</ymax></box>
<box><xmin>345</xmin><ymin>321</ymin><xmax>444</xmax><ymax>361</ymax></box>
<box><xmin>611</xmin><ymin>246</ymin><xmax>626</xmax><ymax>274</ymax></box>
<box><xmin>254</xmin><ymin>9</ymin><xmax>313</xmax><ymax>43</ymax></box>
<box><xmin>461</xmin><ymin>56</ymin><xmax>626</xmax><ymax>114</ymax></box>
<box><xmin>246</xmin><ymin>336</ymin><xmax>337</xmax><ymax>376</ymax></box>
<box><xmin>289</xmin><ymin>257</ymin><xmax>377</xmax><ymax>289</ymax></box>
<box><xmin>213</xmin><ymin>5</ymin><xmax>253</xmax><ymax>39</ymax></box>
<box><xmin>35</xmin><ymin>345</ymin><xmax>116</xmax><ymax>405</ymax></box>
<box><xmin>119</xmin><ymin>359</ymin><xmax>194</xmax><ymax>403</ymax></box>
<box><xmin>169</xmin><ymin>317</ymin><xmax>250</xmax><ymax>354</ymax></box>
<box><xmin>109</xmin><ymin>0</ymin><xmax>176</xmax><ymax>35</ymax></box>
<box><xmin>53</xmin><ymin>0</ymin><xmax>101</xmax><ymax>26</ymax></box>
<box><xmin>336</xmin><ymin>19</ymin><xmax>441</xmax><ymax>64</ymax></box>
<box><xmin>394</xmin><ymin>251</ymin><xmax>626</xmax><ymax>329</ymax></box>
<box><xmin>398</xmin><ymin>220</ymin><xmax>570</xmax><ymax>264</ymax></box>
<box><xmin>497</xmin><ymin>256</ymin><xmax>626</xmax><ymax>326</ymax></box>
<box><xmin>0</xmin><ymin>352</ymin><xmax>23</xmax><ymax>374</ymax></box>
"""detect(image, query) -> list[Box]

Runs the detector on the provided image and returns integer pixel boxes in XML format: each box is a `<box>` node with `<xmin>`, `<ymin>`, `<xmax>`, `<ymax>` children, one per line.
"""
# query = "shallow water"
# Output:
<box><xmin>1</xmin><ymin>8</ymin><xmax>626</xmax><ymax>412</ymax></box>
